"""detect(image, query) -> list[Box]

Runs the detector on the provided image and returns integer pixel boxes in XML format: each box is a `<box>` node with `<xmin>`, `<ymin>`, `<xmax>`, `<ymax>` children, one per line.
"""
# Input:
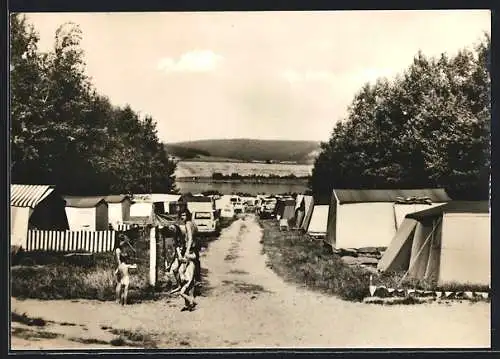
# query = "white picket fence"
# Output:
<box><xmin>26</xmin><ymin>230</ymin><xmax>116</xmax><ymax>253</ymax></box>
<box><xmin>117</xmin><ymin>224</ymin><xmax>133</xmax><ymax>231</ymax></box>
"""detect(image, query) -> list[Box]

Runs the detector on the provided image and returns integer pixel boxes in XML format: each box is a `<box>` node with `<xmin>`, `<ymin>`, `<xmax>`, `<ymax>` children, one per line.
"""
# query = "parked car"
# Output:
<box><xmin>258</xmin><ymin>198</ymin><xmax>277</xmax><ymax>219</ymax></box>
<box><xmin>220</xmin><ymin>204</ymin><xmax>235</xmax><ymax>218</ymax></box>
<box><xmin>230</xmin><ymin>196</ymin><xmax>244</xmax><ymax>214</ymax></box>
<box><xmin>193</xmin><ymin>211</ymin><xmax>220</xmax><ymax>235</ymax></box>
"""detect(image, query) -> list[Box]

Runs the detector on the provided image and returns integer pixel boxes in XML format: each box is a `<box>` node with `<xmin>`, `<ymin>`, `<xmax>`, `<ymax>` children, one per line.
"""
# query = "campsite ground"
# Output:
<box><xmin>11</xmin><ymin>214</ymin><xmax>490</xmax><ymax>350</ymax></box>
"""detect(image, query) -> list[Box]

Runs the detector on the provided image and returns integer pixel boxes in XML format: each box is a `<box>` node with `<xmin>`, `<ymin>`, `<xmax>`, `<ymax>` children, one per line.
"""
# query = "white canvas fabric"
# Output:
<box><xmin>335</xmin><ymin>203</ymin><xmax>396</xmax><ymax>249</ymax></box>
<box><xmin>379</xmin><ymin>210</ymin><xmax>490</xmax><ymax>286</ymax></box>
<box><xmin>10</xmin><ymin>206</ymin><xmax>31</xmax><ymax>247</ymax></box>
<box><xmin>130</xmin><ymin>202</ymin><xmax>153</xmax><ymax>217</ymax></box>
<box><xmin>393</xmin><ymin>203</ymin><xmax>445</xmax><ymax>229</ymax></box>
<box><xmin>307</xmin><ymin>205</ymin><xmax>329</xmax><ymax>235</ymax></box>
<box><xmin>439</xmin><ymin>213</ymin><xmax>490</xmax><ymax>286</ymax></box>
<box><xmin>65</xmin><ymin>207</ymin><xmax>97</xmax><ymax>231</ymax></box>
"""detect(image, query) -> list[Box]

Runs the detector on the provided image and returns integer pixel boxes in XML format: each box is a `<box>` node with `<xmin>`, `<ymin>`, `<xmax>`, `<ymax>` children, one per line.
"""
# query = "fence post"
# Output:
<box><xmin>149</xmin><ymin>226</ymin><xmax>156</xmax><ymax>286</ymax></box>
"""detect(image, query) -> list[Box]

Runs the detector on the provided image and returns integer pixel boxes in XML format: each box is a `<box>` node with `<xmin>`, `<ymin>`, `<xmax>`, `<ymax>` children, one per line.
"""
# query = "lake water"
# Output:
<box><xmin>175</xmin><ymin>181</ymin><xmax>309</xmax><ymax>195</ymax></box>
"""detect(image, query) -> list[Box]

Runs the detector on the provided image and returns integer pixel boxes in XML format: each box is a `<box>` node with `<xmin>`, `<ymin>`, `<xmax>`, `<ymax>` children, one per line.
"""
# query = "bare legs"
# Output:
<box><xmin>179</xmin><ymin>262</ymin><xmax>196</xmax><ymax>311</ymax></box>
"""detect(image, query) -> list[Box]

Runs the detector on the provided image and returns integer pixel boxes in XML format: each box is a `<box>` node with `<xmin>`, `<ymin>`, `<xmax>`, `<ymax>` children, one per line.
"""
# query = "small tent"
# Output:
<box><xmin>11</xmin><ymin>184</ymin><xmax>69</xmax><ymax>247</ymax></box>
<box><xmin>378</xmin><ymin>201</ymin><xmax>490</xmax><ymax>287</ymax></box>
<box><xmin>281</xmin><ymin>199</ymin><xmax>296</xmax><ymax>221</ymax></box>
<box><xmin>104</xmin><ymin>195</ymin><xmax>132</xmax><ymax>227</ymax></box>
<box><xmin>64</xmin><ymin>196</ymin><xmax>108</xmax><ymax>231</ymax></box>
<box><xmin>307</xmin><ymin>205</ymin><xmax>329</xmax><ymax>238</ymax></box>
<box><xmin>326</xmin><ymin>188</ymin><xmax>450</xmax><ymax>249</ymax></box>
<box><xmin>300</xmin><ymin>196</ymin><xmax>315</xmax><ymax>231</ymax></box>
<box><xmin>294</xmin><ymin>197</ymin><xmax>306</xmax><ymax>228</ymax></box>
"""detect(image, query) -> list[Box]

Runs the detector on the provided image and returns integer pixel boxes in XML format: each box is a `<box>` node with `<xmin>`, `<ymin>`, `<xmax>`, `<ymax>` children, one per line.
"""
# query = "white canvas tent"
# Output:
<box><xmin>64</xmin><ymin>196</ymin><xmax>109</xmax><ymax>231</ymax></box>
<box><xmin>299</xmin><ymin>196</ymin><xmax>314</xmax><ymax>231</ymax></box>
<box><xmin>104</xmin><ymin>195</ymin><xmax>132</xmax><ymax>227</ymax></box>
<box><xmin>378</xmin><ymin>201</ymin><xmax>490</xmax><ymax>287</ymax></box>
<box><xmin>326</xmin><ymin>189</ymin><xmax>451</xmax><ymax>249</ymax></box>
<box><xmin>11</xmin><ymin>185</ymin><xmax>69</xmax><ymax>247</ymax></box>
<box><xmin>307</xmin><ymin>205</ymin><xmax>329</xmax><ymax>238</ymax></box>
<box><xmin>131</xmin><ymin>193</ymin><xmax>181</xmax><ymax>214</ymax></box>
<box><xmin>129</xmin><ymin>202</ymin><xmax>154</xmax><ymax>218</ymax></box>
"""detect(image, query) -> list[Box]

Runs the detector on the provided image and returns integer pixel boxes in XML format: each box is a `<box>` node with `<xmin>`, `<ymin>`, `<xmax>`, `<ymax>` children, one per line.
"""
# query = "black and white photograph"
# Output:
<box><xmin>9</xmin><ymin>10</ymin><xmax>491</xmax><ymax>350</ymax></box>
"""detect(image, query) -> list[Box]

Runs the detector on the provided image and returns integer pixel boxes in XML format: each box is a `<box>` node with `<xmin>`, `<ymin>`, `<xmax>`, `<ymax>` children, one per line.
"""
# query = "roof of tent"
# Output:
<box><xmin>64</xmin><ymin>196</ymin><xmax>107</xmax><ymax>208</ymax></box>
<box><xmin>131</xmin><ymin>193</ymin><xmax>181</xmax><ymax>203</ymax></box>
<box><xmin>11</xmin><ymin>184</ymin><xmax>56</xmax><ymax>208</ymax></box>
<box><xmin>185</xmin><ymin>196</ymin><xmax>212</xmax><ymax>203</ymax></box>
<box><xmin>103</xmin><ymin>195</ymin><xmax>131</xmax><ymax>203</ymax></box>
<box><xmin>333</xmin><ymin>188</ymin><xmax>451</xmax><ymax>204</ymax></box>
<box><xmin>406</xmin><ymin>201</ymin><xmax>489</xmax><ymax>219</ymax></box>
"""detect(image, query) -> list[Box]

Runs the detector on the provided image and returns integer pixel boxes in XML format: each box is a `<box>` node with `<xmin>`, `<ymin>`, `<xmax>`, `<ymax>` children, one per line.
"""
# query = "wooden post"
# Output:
<box><xmin>149</xmin><ymin>226</ymin><xmax>156</xmax><ymax>286</ymax></box>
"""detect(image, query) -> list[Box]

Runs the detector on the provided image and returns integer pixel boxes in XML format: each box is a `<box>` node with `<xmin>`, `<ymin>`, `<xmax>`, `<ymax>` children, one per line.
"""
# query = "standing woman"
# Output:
<box><xmin>178</xmin><ymin>208</ymin><xmax>200</xmax><ymax>283</ymax></box>
<box><xmin>177</xmin><ymin>208</ymin><xmax>199</xmax><ymax>311</ymax></box>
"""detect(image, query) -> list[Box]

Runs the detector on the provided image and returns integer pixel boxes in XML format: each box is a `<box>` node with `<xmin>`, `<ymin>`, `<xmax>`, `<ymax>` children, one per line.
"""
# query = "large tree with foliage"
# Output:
<box><xmin>10</xmin><ymin>14</ymin><xmax>176</xmax><ymax>195</ymax></box>
<box><xmin>311</xmin><ymin>36</ymin><xmax>490</xmax><ymax>201</ymax></box>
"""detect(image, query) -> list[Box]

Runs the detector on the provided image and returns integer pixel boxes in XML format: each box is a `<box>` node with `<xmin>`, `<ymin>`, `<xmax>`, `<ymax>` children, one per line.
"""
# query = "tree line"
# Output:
<box><xmin>310</xmin><ymin>35</ymin><xmax>490</xmax><ymax>202</ymax></box>
<box><xmin>10</xmin><ymin>14</ymin><xmax>176</xmax><ymax>195</ymax></box>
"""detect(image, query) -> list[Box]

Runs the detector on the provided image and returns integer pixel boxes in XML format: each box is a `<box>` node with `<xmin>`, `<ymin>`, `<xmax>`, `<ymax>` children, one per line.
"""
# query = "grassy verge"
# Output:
<box><xmin>259</xmin><ymin>219</ymin><xmax>490</xmax><ymax>302</ymax></box>
<box><xmin>11</xmin><ymin>218</ymin><xmax>237</xmax><ymax>301</ymax></box>
<box><xmin>259</xmin><ymin>219</ymin><xmax>371</xmax><ymax>301</ymax></box>
<box><xmin>11</xmin><ymin>231</ymin><xmax>159</xmax><ymax>301</ymax></box>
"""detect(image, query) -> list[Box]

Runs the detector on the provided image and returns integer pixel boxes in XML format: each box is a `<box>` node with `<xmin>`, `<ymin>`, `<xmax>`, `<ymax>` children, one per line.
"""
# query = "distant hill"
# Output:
<box><xmin>165</xmin><ymin>139</ymin><xmax>321</xmax><ymax>164</ymax></box>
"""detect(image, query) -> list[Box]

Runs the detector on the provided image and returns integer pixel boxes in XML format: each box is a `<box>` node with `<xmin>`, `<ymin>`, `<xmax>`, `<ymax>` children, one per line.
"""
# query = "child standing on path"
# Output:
<box><xmin>115</xmin><ymin>253</ymin><xmax>137</xmax><ymax>305</ymax></box>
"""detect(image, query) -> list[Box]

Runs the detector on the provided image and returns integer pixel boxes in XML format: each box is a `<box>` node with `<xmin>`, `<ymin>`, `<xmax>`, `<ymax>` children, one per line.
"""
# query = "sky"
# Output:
<box><xmin>23</xmin><ymin>10</ymin><xmax>490</xmax><ymax>143</ymax></box>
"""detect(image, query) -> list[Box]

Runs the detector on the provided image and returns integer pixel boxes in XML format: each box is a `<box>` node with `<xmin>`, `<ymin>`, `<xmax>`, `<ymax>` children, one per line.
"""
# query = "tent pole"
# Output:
<box><xmin>398</xmin><ymin>217</ymin><xmax>441</xmax><ymax>286</ymax></box>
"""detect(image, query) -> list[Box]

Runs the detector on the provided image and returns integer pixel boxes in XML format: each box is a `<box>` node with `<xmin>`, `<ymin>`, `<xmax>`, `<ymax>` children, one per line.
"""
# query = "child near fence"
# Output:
<box><xmin>115</xmin><ymin>253</ymin><xmax>137</xmax><ymax>305</ymax></box>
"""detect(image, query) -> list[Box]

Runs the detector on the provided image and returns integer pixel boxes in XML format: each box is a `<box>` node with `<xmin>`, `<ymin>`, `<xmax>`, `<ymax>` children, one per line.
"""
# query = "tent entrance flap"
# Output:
<box><xmin>377</xmin><ymin>218</ymin><xmax>418</xmax><ymax>272</ymax></box>
<box><xmin>399</xmin><ymin>217</ymin><xmax>441</xmax><ymax>285</ymax></box>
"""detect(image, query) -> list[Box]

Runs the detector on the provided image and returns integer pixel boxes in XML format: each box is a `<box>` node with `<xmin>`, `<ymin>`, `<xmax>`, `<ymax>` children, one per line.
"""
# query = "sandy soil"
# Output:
<box><xmin>11</xmin><ymin>214</ymin><xmax>490</xmax><ymax>350</ymax></box>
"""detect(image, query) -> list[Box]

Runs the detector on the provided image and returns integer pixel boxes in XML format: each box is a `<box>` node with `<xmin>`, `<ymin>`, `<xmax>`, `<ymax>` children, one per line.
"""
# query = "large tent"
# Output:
<box><xmin>377</xmin><ymin>201</ymin><xmax>490</xmax><ymax>287</ymax></box>
<box><xmin>299</xmin><ymin>196</ymin><xmax>314</xmax><ymax>231</ymax></box>
<box><xmin>104</xmin><ymin>195</ymin><xmax>132</xmax><ymax>227</ymax></box>
<box><xmin>307</xmin><ymin>205</ymin><xmax>329</xmax><ymax>238</ymax></box>
<box><xmin>275</xmin><ymin>199</ymin><xmax>296</xmax><ymax>221</ymax></box>
<box><xmin>11</xmin><ymin>184</ymin><xmax>69</xmax><ymax>247</ymax></box>
<box><xmin>64</xmin><ymin>196</ymin><xmax>109</xmax><ymax>231</ymax></box>
<box><xmin>326</xmin><ymin>189</ymin><xmax>450</xmax><ymax>249</ymax></box>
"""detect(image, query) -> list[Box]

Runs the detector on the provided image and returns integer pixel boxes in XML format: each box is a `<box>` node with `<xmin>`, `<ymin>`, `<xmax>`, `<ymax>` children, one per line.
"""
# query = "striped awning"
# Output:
<box><xmin>11</xmin><ymin>184</ymin><xmax>55</xmax><ymax>208</ymax></box>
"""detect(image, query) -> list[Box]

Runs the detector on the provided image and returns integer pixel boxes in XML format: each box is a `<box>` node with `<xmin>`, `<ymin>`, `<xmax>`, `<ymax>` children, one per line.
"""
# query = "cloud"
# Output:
<box><xmin>282</xmin><ymin>69</ymin><xmax>336</xmax><ymax>84</ymax></box>
<box><xmin>157</xmin><ymin>50</ymin><xmax>224</xmax><ymax>73</ymax></box>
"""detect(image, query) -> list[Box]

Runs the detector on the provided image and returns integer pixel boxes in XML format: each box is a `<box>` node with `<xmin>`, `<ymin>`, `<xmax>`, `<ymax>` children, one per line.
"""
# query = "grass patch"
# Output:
<box><xmin>11</xmin><ymin>233</ymin><xmax>163</xmax><ymax>302</ymax></box>
<box><xmin>259</xmin><ymin>219</ymin><xmax>371</xmax><ymax>301</ymax></box>
<box><xmin>59</xmin><ymin>322</ymin><xmax>77</xmax><ymax>327</ymax></box>
<box><xmin>69</xmin><ymin>337</ymin><xmax>110</xmax><ymax>345</ymax></box>
<box><xmin>12</xmin><ymin>327</ymin><xmax>60</xmax><ymax>340</ymax></box>
<box><xmin>364</xmin><ymin>296</ymin><xmax>428</xmax><ymax>305</ymax></box>
<box><xmin>110</xmin><ymin>337</ymin><xmax>126</xmax><ymax>346</ymax></box>
<box><xmin>222</xmin><ymin>279</ymin><xmax>269</xmax><ymax>294</ymax></box>
<box><xmin>227</xmin><ymin>269</ymin><xmax>249</xmax><ymax>275</ymax></box>
<box><xmin>12</xmin><ymin>312</ymin><xmax>47</xmax><ymax>327</ymax></box>
<box><xmin>259</xmin><ymin>219</ymin><xmax>490</xmax><ymax>302</ymax></box>
<box><xmin>109</xmin><ymin>328</ymin><xmax>157</xmax><ymax>348</ymax></box>
<box><xmin>373</xmin><ymin>271</ymin><xmax>491</xmax><ymax>293</ymax></box>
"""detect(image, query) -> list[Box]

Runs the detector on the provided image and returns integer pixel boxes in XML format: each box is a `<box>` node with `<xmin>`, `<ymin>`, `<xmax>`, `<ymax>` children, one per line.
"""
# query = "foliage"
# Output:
<box><xmin>259</xmin><ymin>219</ymin><xmax>371</xmax><ymax>301</ymax></box>
<box><xmin>311</xmin><ymin>36</ymin><xmax>490</xmax><ymax>200</ymax></box>
<box><xmin>10</xmin><ymin>14</ymin><xmax>175</xmax><ymax>195</ymax></box>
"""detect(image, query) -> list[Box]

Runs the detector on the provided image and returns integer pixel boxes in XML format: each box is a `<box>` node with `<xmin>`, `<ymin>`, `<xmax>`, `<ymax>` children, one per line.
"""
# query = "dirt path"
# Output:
<box><xmin>11</xmin><ymin>214</ymin><xmax>490</xmax><ymax>349</ymax></box>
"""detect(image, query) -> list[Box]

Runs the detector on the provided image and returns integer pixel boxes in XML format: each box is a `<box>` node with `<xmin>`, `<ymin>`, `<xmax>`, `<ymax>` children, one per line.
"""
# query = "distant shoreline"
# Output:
<box><xmin>176</xmin><ymin>177</ymin><xmax>309</xmax><ymax>185</ymax></box>
<box><xmin>176</xmin><ymin>159</ymin><xmax>314</xmax><ymax>165</ymax></box>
